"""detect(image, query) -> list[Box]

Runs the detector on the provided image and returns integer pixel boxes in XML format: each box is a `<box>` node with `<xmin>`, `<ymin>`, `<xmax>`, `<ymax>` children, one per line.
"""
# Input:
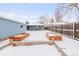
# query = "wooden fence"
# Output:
<box><xmin>49</xmin><ymin>22</ymin><xmax>79</xmax><ymax>40</ymax></box>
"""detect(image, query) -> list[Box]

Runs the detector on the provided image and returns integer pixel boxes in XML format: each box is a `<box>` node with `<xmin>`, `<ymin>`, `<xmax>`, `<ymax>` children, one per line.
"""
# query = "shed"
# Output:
<box><xmin>0</xmin><ymin>17</ymin><xmax>26</xmax><ymax>39</ymax></box>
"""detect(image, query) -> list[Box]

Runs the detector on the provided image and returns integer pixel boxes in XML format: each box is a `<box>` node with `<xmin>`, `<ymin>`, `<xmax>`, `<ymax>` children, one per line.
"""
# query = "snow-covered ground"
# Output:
<box><xmin>0</xmin><ymin>45</ymin><xmax>61</xmax><ymax>56</ymax></box>
<box><xmin>55</xmin><ymin>35</ymin><xmax>79</xmax><ymax>56</ymax></box>
<box><xmin>22</xmin><ymin>31</ymin><xmax>49</xmax><ymax>42</ymax></box>
<box><xmin>0</xmin><ymin>30</ymin><xmax>79</xmax><ymax>56</ymax></box>
<box><xmin>0</xmin><ymin>30</ymin><xmax>61</xmax><ymax>56</ymax></box>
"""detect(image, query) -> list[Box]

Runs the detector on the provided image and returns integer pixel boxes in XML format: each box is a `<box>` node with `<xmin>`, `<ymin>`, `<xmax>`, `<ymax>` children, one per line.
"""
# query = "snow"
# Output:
<box><xmin>55</xmin><ymin>35</ymin><xmax>79</xmax><ymax>56</ymax></box>
<box><xmin>49</xmin><ymin>22</ymin><xmax>66</xmax><ymax>25</ymax></box>
<box><xmin>0</xmin><ymin>30</ymin><xmax>79</xmax><ymax>56</ymax></box>
<box><xmin>47</xmin><ymin>33</ymin><xmax>57</xmax><ymax>37</ymax></box>
<box><xmin>0</xmin><ymin>39</ymin><xmax>10</xmax><ymax>48</ymax></box>
<box><xmin>0</xmin><ymin>30</ymin><xmax>61</xmax><ymax>56</ymax></box>
<box><xmin>0</xmin><ymin>45</ymin><xmax>61</xmax><ymax>56</ymax></box>
<box><xmin>22</xmin><ymin>31</ymin><xmax>49</xmax><ymax>42</ymax></box>
<box><xmin>27</xmin><ymin>23</ymin><xmax>43</xmax><ymax>26</ymax></box>
<box><xmin>0</xmin><ymin>12</ymin><xmax>41</xmax><ymax>24</ymax></box>
<box><xmin>0</xmin><ymin>12</ymin><xmax>26</xmax><ymax>24</ymax></box>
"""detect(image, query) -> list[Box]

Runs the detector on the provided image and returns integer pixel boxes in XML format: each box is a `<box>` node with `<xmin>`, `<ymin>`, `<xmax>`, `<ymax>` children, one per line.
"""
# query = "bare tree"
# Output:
<box><xmin>69</xmin><ymin>3</ymin><xmax>79</xmax><ymax>10</ymax></box>
<box><xmin>39</xmin><ymin>16</ymin><xmax>47</xmax><ymax>24</ymax></box>
<box><xmin>55</xmin><ymin>8</ymin><xmax>63</xmax><ymax>22</ymax></box>
<box><xmin>55</xmin><ymin>3</ymin><xmax>79</xmax><ymax>22</ymax></box>
<box><xmin>39</xmin><ymin>15</ymin><xmax>53</xmax><ymax>27</ymax></box>
<box><xmin>50</xmin><ymin>16</ymin><xmax>54</xmax><ymax>23</ymax></box>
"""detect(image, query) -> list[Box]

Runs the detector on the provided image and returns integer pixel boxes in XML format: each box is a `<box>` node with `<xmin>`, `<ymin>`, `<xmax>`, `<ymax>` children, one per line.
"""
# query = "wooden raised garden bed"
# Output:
<box><xmin>46</xmin><ymin>32</ymin><xmax>62</xmax><ymax>41</ymax></box>
<box><xmin>9</xmin><ymin>33</ymin><xmax>29</xmax><ymax>41</ymax></box>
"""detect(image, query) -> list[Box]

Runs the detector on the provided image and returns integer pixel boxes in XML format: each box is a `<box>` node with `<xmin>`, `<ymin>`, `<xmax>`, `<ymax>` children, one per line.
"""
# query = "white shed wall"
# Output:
<box><xmin>0</xmin><ymin>18</ymin><xmax>26</xmax><ymax>38</ymax></box>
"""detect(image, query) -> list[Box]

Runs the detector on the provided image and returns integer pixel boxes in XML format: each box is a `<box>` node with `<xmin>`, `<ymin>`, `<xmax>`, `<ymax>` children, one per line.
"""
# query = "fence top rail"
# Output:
<box><xmin>50</xmin><ymin>22</ymin><xmax>79</xmax><ymax>26</ymax></box>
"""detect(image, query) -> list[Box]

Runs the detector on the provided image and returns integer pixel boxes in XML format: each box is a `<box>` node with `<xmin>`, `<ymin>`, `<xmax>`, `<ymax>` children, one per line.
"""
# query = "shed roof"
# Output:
<box><xmin>0</xmin><ymin>12</ymin><xmax>26</xmax><ymax>24</ymax></box>
<box><xmin>0</xmin><ymin>17</ymin><xmax>25</xmax><ymax>25</ymax></box>
<box><xmin>27</xmin><ymin>22</ymin><xmax>44</xmax><ymax>26</ymax></box>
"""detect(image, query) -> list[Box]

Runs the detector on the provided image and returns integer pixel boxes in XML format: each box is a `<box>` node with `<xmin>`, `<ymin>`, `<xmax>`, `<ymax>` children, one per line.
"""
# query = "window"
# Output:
<box><xmin>20</xmin><ymin>25</ymin><xmax>23</xmax><ymax>28</ymax></box>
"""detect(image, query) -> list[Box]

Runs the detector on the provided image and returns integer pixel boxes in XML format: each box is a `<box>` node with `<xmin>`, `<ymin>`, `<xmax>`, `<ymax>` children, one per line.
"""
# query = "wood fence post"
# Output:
<box><xmin>73</xmin><ymin>22</ymin><xmax>76</xmax><ymax>40</ymax></box>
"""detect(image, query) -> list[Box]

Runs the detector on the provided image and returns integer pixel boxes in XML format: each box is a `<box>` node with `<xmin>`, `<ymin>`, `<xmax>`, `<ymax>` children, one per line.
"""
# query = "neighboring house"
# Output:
<box><xmin>0</xmin><ymin>17</ymin><xmax>26</xmax><ymax>39</ymax></box>
<box><xmin>26</xmin><ymin>23</ymin><xmax>44</xmax><ymax>31</ymax></box>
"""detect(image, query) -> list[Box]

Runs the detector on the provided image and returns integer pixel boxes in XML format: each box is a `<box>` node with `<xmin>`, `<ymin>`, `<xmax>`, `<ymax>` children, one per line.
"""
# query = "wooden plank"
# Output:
<box><xmin>0</xmin><ymin>43</ymin><xmax>11</xmax><ymax>50</ymax></box>
<box><xmin>46</xmin><ymin>32</ymin><xmax>67</xmax><ymax>56</ymax></box>
<box><xmin>53</xmin><ymin>41</ymin><xmax>67</xmax><ymax>56</ymax></box>
<box><xmin>11</xmin><ymin>41</ymin><xmax>54</xmax><ymax>46</ymax></box>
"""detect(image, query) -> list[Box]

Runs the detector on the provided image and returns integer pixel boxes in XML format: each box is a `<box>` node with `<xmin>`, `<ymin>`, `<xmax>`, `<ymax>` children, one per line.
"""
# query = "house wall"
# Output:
<box><xmin>0</xmin><ymin>18</ymin><xmax>26</xmax><ymax>38</ymax></box>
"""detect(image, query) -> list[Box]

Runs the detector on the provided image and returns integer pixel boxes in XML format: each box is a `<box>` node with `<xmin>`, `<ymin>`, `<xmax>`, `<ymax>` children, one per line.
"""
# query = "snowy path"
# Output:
<box><xmin>0</xmin><ymin>31</ymin><xmax>61</xmax><ymax>56</ymax></box>
<box><xmin>22</xmin><ymin>31</ymin><xmax>50</xmax><ymax>42</ymax></box>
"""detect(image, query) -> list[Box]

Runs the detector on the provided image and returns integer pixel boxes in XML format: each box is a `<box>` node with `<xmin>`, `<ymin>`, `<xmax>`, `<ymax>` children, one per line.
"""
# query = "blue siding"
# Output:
<box><xmin>0</xmin><ymin>18</ymin><xmax>26</xmax><ymax>38</ymax></box>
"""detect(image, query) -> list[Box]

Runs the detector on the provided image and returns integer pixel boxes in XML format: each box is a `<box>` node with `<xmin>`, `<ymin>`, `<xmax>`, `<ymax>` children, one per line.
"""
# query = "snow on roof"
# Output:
<box><xmin>0</xmin><ymin>12</ymin><xmax>27</xmax><ymax>24</ymax></box>
<box><xmin>49</xmin><ymin>22</ymin><xmax>68</xmax><ymax>25</ymax></box>
<box><xmin>0</xmin><ymin>12</ymin><xmax>42</xmax><ymax>25</ymax></box>
<box><xmin>27</xmin><ymin>22</ymin><xmax>44</xmax><ymax>26</ymax></box>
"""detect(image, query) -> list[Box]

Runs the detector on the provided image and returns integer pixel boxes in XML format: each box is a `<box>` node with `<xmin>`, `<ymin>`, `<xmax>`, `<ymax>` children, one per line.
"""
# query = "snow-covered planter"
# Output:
<box><xmin>46</xmin><ymin>32</ymin><xmax>62</xmax><ymax>41</ymax></box>
<box><xmin>9</xmin><ymin>33</ymin><xmax>29</xmax><ymax>41</ymax></box>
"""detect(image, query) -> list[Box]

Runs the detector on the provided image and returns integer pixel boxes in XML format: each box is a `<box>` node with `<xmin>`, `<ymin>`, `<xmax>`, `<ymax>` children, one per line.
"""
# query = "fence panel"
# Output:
<box><xmin>51</xmin><ymin>22</ymin><xmax>79</xmax><ymax>40</ymax></box>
